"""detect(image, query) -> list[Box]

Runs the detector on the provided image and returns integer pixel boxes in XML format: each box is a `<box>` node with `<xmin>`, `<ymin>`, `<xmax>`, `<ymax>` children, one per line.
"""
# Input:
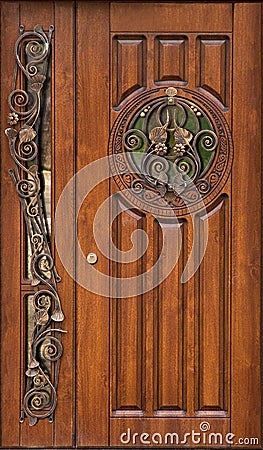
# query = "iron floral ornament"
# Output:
<box><xmin>109</xmin><ymin>87</ymin><xmax>233</xmax><ymax>217</ymax></box>
<box><xmin>5</xmin><ymin>25</ymin><xmax>66</xmax><ymax>426</ymax></box>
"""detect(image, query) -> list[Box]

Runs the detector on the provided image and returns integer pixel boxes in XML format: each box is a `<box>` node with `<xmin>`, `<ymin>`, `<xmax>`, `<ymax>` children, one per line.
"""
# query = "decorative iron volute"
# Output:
<box><xmin>5</xmin><ymin>24</ymin><xmax>66</xmax><ymax>426</ymax></box>
<box><xmin>109</xmin><ymin>87</ymin><xmax>233</xmax><ymax>217</ymax></box>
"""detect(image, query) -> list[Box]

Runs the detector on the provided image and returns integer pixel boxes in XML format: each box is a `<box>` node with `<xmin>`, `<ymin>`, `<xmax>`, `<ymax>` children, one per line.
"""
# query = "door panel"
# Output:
<box><xmin>197</xmin><ymin>36</ymin><xmax>230</xmax><ymax>107</ymax></box>
<box><xmin>112</xmin><ymin>36</ymin><xmax>147</xmax><ymax>106</ymax></box>
<box><xmin>154</xmin><ymin>220</ymin><xmax>186</xmax><ymax>414</ymax></box>
<box><xmin>0</xmin><ymin>1</ymin><xmax>262</xmax><ymax>449</ymax></box>
<box><xmin>111</xmin><ymin>209</ymin><xmax>146</xmax><ymax>413</ymax></box>
<box><xmin>106</xmin><ymin>2</ymin><xmax>233</xmax><ymax>447</ymax></box>
<box><xmin>195</xmin><ymin>197</ymin><xmax>230</xmax><ymax>414</ymax></box>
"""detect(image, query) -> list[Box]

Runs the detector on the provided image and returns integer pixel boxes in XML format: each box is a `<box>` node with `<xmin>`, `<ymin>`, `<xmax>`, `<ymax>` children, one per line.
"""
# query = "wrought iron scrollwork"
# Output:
<box><xmin>123</xmin><ymin>87</ymin><xmax>218</xmax><ymax>196</ymax></box>
<box><xmin>5</xmin><ymin>24</ymin><xmax>66</xmax><ymax>426</ymax></box>
<box><xmin>110</xmin><ymin>86</ymin><xmax>233</xmax><ymax>216</ymax></box>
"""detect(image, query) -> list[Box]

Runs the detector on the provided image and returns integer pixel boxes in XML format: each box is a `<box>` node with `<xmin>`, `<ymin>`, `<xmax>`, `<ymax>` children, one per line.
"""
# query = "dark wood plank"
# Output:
<box><xmin>19</xmin><ymin>1</ymin><xmax>54</xmax><ymax>31</ymax></box>
<box><xmin>110</xmin><ymin>3</ymin><xmax>232</xmax><ymax>33</ymax></box>
<box><xmin>53</xmin><ymin>2</ymin><xmax>75</xmax><ymax>447</ymax></box>
<box><xmin>232</xmin><ymin>3</ymin><xmax>262</xmax><ymax>445</ymax></box>
<box><xmin>76</xmin><ymin>1</ymin><xmax>110</xmax><ymax>446</ymax></box>
<box><xmin>0</xmin><ymin>2</ymin><xmax>21</xmax><ymax>447</ymax></box>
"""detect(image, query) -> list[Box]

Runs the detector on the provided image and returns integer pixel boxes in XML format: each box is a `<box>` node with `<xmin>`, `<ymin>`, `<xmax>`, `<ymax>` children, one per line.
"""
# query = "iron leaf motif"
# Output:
<box><xmin>5</xmin><ymin>24</ymin><xmax>66</xmax><ymax>426</ymax></box>
<box><xmin>121</xmin><ymin>87</ymin><xmax>220</xmax><ymax>204</ymax></box>
<box><xmin>110</xmin><ymin>86</ymin><xmax>233</xmax><ymax>217</ymax></box>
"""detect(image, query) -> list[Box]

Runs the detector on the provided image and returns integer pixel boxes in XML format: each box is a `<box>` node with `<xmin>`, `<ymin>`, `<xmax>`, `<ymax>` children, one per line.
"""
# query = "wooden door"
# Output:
<box><xmin>0</xmin><ymin>1</ymin><xmax>262</xmax><ymax>448</ymax></box>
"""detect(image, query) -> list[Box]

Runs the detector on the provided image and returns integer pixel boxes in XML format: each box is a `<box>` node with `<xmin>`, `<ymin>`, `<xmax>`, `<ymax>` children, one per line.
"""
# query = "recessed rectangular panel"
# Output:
<box><xmin>111</xmin><ymin>205</ymin><xmax>146</xmax><ymax>414</ymax></box>
<box><xmin>154</xmin><ymin>220</ymin><xmax>187</xmax><ymax>414</ymax></box>
<box><xmin>155</xmin><ymin>36</ymin><xmax>188</xmax><ymax>84</ymax></box>
<box><xmin>196</xmin><ymin>36</ymin><xmax>230</xmax><ymax>107</ymax></box>
<box><xmin>195</xmin><ymin>197</ymin><xmax>229</xmax><ymax>413</ymax></box>
<box><xmin>112</xmin><ymin>36</ymin><xmax>146</xmax><ymax>107</ymax></box>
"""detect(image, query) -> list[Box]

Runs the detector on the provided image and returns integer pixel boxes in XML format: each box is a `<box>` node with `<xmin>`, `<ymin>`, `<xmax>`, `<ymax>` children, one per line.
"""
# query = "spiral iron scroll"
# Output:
<box><xmin>5</xmin><ymin>24</ymin><xmax>66</xmax><ymax>426</ymax></box>
<box><xmin>110</xmin><ymin>87</ymin><xmax>233</xmax><ymax>217</ymax></box>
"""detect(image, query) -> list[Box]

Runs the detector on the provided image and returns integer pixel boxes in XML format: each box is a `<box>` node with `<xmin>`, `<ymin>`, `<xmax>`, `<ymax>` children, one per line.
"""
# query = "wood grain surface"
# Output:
<box><xmin>0</xmin><ymin>1</ymin><xmax>262</xmax><ymax>448</ymax></box>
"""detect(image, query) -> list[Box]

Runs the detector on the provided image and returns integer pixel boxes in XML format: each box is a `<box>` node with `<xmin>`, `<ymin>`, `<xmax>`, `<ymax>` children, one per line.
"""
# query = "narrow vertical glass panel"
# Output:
<box><xmin>39</xmin><ymin>62</ymin><xmax>52</xmax><ymax>236</ymax></box>
<box><xmin>24</xmin><ymin>54</ymin><xmax>51</xmax><ymax>280</ymax></box>
<box><xmin>26</xmin><ymin>295</ymin><xmax>35</xmax><ymax>368</ymax></box>
<box><xmin>26</xmin><ymin>295</ymin><xmax>51</xmax><ymax>375</ymax></box>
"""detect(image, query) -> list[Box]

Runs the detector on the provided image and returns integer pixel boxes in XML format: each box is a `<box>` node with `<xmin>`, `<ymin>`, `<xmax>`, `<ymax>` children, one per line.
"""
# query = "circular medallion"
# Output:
<box><xmin>109</xmin><ymin>87</ymin><xmax>233</xmax><ymax>217</ymax></box>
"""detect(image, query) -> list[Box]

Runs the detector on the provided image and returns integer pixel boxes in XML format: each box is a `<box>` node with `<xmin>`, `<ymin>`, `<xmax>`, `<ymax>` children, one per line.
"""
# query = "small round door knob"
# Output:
<box><xmin>86</xmin><ymin>252</ymin><xmax>98</xmax><ymax>264</ymax></box>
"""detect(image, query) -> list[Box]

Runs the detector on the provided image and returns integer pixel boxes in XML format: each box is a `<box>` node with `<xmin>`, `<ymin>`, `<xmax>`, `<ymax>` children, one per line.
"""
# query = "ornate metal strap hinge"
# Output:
<box><xmin>5</xmin><ymin>24</ymin><xmax>66</xmax><ymax>426</ymax></box>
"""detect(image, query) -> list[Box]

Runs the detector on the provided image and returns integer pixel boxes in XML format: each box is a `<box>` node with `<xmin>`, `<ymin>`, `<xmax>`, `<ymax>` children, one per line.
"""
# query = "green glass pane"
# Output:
<box><xmin>126</xmin><ymin>96</ymin><xmax>217</xmax><ymax>181</ymax></box>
